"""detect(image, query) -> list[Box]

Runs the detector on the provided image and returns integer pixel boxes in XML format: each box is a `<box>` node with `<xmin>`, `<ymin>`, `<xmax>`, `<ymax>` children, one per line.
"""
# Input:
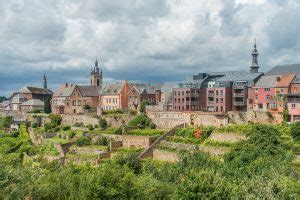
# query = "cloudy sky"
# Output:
<box><xmin>1</xmin><ymin>0</ymin><xmax>300</xmax><ymax>96</ymax></box>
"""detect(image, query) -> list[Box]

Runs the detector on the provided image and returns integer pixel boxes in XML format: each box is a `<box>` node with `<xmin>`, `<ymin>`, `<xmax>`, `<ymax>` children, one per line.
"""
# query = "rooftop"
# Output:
<box><xmin>267</xmin><ymin>63</ymin><xmax>300</xmax><ymax>83</ymax></box>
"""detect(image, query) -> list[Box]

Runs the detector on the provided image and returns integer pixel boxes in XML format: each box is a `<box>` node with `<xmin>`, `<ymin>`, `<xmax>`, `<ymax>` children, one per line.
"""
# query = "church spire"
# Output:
<box><xmin>43</xmin><ymin>74</ymin><xmax>47</xmax><ymax>89</ymax></box>
<box><xmin>250</xmin><ymin>39</ymin><xmax>259</xmax><ymax>73</ymax></box>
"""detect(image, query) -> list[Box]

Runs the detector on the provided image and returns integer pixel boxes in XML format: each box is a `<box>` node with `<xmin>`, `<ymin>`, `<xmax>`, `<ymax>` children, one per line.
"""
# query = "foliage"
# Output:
<box><xmin>265</xmin><ymin>110</ymin><xmax>274</xmax><ymax>120</ymax></box>
<box><xmin>94</xmin><ymin>136</ymin><xmax>109</xmax><ymax>146</ymax></box>
<box><xmin>83</xmin><ymin>104</ymin><xmax>91</xmax><ymax>109</ymax></box>
<box><xmin>1</xmin><ymin>116</ymin><xmax>13</xmax><ymax>128</ymax></box>
<box><xmin>129</xmin><ymin>109</ymin><xmax>137</xmax><ymax>115</ymax></box>
<box><xmin>89</xmin><ymin>127</ymin><xmax>122</xmax><ymax>135</ymax></box>
<box><xmin>282</xmin><ymin>109</ymin><xmax>290</xmax><ymax>122</ymax></box>
<box><xmin>49</xmin><ymin>114</ymin><xmax>62</xmax><ymax>127</ymax></box>
<box><xmin>75</xmin><ymin>137</ymin><xmax>92</xmax><ymax>147</ymax></box>
<box><xmin>87</xmin><ymin>124</ymin><xmax>94</xmax><ymax>131</ymax></box>
<box><xmin>31</xmin><ymin>122</ymin><xmax>39</xmax><ymax>128</ymax></box>
<box><xmin>127</xmin><ymin>115</ymin><xmax>156</xmax><ymax>129</ymax></box>
<box><xmin>27</xmin><ymin>109</ymin><xmax>43</xmax><ymax>113</ymax></box>
<box><xmin>291</xmin><ymin>121</ymin><xmax>300</xmax><ymax>142</ymax></box>
<box><xmin>0</xmin><ymin>96</ymin><xmax>8</xmax><ymax>103</ymax></box>
<box><xmin>214</xmin><ymin>124</ymin><xmax>251</xmax><ymax>134</ymax></box>
<box><xmin>44</xmin><ymin>97</ymin><xmax>52</xmax><ymax>114</ymax></box>
<box><xmin>62</xmin><ymin>126</ymin><xmax>71</xmax><ymax>131</ymax></box>
<box><xmin>98</xmin><ymin>118</ymin><xmax>108</xmax><ymax>129</ymax></box>
<box><xmin>140</xmin><ymin>100</ymin><xmax>152</xmax><ymax>113</ymax></box>
<box><xmin>128</xmin><ymin>129</ymin><xmax>164</xmax><ymax>136</ymax></box>
<box><xmin>102</xmin><ymin>109</ymin><xmax>124</xmax><ymax>115</ymax></box>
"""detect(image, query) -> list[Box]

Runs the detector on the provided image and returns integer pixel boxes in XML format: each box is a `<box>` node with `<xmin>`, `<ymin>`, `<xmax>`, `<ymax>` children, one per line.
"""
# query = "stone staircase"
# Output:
<box><xmin>138</xmin><ymin>123</ymin><xmax>185</xmax><ymax>159</ymax></box>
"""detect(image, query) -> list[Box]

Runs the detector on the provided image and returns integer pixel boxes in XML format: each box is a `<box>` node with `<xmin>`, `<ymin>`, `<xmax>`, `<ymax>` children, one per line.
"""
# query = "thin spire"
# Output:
<box><xmin>254</xmin><ymin>38</ymin><xmax>256</xmax><ymax>48</ymax></box>
<box><xmin>43</xmin><ymin>74</ymin><xmax>47</xmax><ymax>89</ymax></box>
<box><xmin>250</xmin><ymin>39</ymin><xmax>259</xmax><ymax>73</ymax></box>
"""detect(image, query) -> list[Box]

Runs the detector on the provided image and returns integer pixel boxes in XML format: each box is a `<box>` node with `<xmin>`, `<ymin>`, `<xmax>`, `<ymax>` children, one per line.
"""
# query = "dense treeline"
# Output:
<box><xmin>0</xmin><ymin>124</ymin><xmax>299</xmax><ymax>199</ymax></box>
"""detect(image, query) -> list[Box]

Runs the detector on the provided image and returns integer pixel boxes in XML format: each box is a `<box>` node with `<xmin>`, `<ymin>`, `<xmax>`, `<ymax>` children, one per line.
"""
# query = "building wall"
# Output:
<box><xmin>207</xmin><ymin>87</ymin><xmax>232</xmax><ymax>112</ymax></box>
<box><xmin>172</xmin><ymin>88</ymin><xmax>202</xmax><ymax>111</ymax></box>
<box><xmin>291</xmin><ymin>83</ymin><xmax>300</xmax><ymax>94</ymax></box>
<box><xmin>101</xmin><ymin>95</ymin><xmax>121</xmax><ymax>110</ymax></box>
<box><xmin>122</xmin><ymin>135</ymin><xmax>157</xmax><ymax>148</ymax></box>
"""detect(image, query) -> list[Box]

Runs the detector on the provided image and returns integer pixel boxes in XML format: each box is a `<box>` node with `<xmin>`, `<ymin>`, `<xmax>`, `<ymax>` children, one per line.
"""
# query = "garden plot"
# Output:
<box><xmin>209</xmin><ymin>133</ymin><xmax>246</xmax><ymax>143</ymax></box>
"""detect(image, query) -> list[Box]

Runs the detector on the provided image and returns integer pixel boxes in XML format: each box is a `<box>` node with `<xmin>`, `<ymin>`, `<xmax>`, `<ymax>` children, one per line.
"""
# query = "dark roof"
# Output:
<box><xmin>267</xmin><ymin>63</ymin><xmax>300</xmax><ymax>83</ymax></box>
<box><xmin>53</xmin><ymin>84</ymin><xmax>76</xmax><ymax>97</ymax></box>
<box><xmin>101</xmin><ymin>83</ymin><xmax>124</xmax><ymax>95</ymax></box>
<box><xmin>19</xmin><ymin>86</ymin><xmax>53</xmax><ymax>95</ymax></box>
<box><xmin>77</xmin><ymin>86</ymin><xmax>100</xmax><ymax>97</ymax></box>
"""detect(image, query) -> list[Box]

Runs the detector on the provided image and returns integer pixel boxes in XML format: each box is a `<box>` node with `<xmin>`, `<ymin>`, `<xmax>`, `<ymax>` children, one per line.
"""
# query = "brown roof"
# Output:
<box><xmin>275</xmin><ymin>73</ymin><xmax>295</xmax><ymax>87</ymax></box>
<box><xmin>101</xmin><ymin>82</ymin><xmax>124</xmax><ymax>95</ymax></box>
<box><xmin>19</xmin><ymin>86</ymin><xmax>53</xmax><ymax>95</ymax></box>
<box><xmin>77</xmin><ymin>86</ymin><xmax>100</xmax><ymax>97</ymax></box>
<box><xmin>53</xmin><ymin>84</ymin><xmax>76</xmax><ymax>97</ymax></box>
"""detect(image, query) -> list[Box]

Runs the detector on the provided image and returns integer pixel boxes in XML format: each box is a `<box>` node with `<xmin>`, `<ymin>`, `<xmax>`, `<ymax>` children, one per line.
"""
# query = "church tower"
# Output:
<box><xmin>90</xmin><ymin>59</ymin><xmax>102</xmax><ymax>87</ymax></box>
<box><xmin>250</xmin><ymin>39</ymin><xmax>259</xmax><ymax>73</ymax></box>
<box><xmin>43</xmin><ymin>74</ymin><xmax>47</xmax><ymax>89</ymax></box>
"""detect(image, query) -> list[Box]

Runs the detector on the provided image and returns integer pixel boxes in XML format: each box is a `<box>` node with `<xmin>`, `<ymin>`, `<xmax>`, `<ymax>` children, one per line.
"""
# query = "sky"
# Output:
<box><xmin>1</xmin><ymin>0</ymin><xmax>300</xmax><ymax>97</ymax></box>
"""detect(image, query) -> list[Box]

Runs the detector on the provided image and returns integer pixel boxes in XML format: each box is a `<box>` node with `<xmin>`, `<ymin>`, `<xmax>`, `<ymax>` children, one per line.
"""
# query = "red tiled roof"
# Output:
<box><xmin>275</xmin><ymin>73</ymin><xmax>295</xmax><ymax>87</ymax></box>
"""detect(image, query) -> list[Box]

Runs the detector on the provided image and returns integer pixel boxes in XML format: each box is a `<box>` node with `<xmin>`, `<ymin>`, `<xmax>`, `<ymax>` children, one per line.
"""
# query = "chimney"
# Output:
<box><xmin>65</xmin><ymin>83</ymin><xmax>68</xmax><ymax>87</ymax></box>
<box><xmin>276</xmin><ymin>76</ymin><xmax>281</xmax><ymax>82</ymax></box>
<box><xmin>155</xmin><ymin>89</ymin><xmax>162</xmax><ymax>104</ymax></box>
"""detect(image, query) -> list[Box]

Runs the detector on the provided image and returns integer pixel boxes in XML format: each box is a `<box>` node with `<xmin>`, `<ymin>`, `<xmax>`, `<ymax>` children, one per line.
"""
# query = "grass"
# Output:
<box><xmin>202</xmin><ymin>139</ymin><xmax>235</xmax><ymax>148</ymax></box>
<box><xmin>127</xmin><ymin>129</ymin><xmax>165</xmax><ymax>136</ymax></box>
<box><xmin>47</xmin><ymin>137</ymin><xmax>69</xmax><ymax>144</ymax></box>
<box><xmin>166</xmin><ymin>136</ymin><xmax>203</xmax><ymax>145</ymax></box>
<box><xmin>89</xmin><ymin>127</ymin><xmax>122</xmax><ymax>135</ymax></box>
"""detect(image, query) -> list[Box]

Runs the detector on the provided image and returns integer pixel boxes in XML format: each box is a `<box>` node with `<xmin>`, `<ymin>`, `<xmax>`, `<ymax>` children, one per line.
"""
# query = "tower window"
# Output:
<box><xmin>97</xmin><ymin>79</ymin><xmax>99</xmax><ymax>86</ymax></box>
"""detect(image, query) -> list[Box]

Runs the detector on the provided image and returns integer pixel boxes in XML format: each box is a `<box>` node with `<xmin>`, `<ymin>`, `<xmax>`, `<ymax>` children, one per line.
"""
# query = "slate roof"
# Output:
<box><xmin>267</xmin><ymin>63</ymin><xmax>300</xmax><ymax>83</ymax></box>
<box><xmin>77</xmin><ymin>86</ymin><xmax>100</xmax><ymax>97</ymax></box>
<box><xmin>255</xmin><ymin>73</ymin><xmax>295</xmax><ymax>88</ymax></box>
<box><xmin>21</xmin><ymin>99</ymin><xmax>44</xmax><ymax>106</ymax></box>
<box><xmin>101</xmin><ymin>83</ymin><xmax>124</xmax><ymax>95</ymax></box>
<box><xmin>53</xmin><ymin>84</ymin><xmax>76</xmax><ymax>97</ymax></box>
<box><xmin>19</xmin><ymin>86</ymin><xmax>53</xmax><ymax>95</ymax></box>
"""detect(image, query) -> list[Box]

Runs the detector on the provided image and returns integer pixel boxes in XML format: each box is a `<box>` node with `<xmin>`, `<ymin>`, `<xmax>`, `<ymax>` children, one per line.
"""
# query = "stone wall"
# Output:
<box><xmin>228</xmin><ymin>110</ymin><xmax>283</xmax><ymax>124</ymax></box>
<box><xmin>122</xmin><ymin>135</ymin><xmax>157</xmax><ymax>148</ymax></box>
<box><xmin>147</xmin><ymin>110</ymin><xmax>283</xmax><ymax>128</ymax></box>
<box><xmin>61</xmin><ymin>114</ymin><xmax>135</xmax><ymax>127</ymax></box>
<box><xmin>153</xmin><ymin>149</ymin><xmax>179</xmax><ymax>162</ymax></box>
<box><xmin>147</xmin><ymin>111</ymin><xmax>226</xmax><ymax>128</ymax></box>
<box><xmin>110</xmin><ymin>140</ymin><xmax>123</xmax><ymax>151</ymax></box>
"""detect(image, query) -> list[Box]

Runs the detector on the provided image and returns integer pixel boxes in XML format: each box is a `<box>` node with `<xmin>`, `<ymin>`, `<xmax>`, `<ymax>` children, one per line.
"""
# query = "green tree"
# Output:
<box><xmin>291</xmin><ymin>121</ymin><xmax>300</xmax><ymax>141</ymax></box>
<box><xmin>282</xmin><ymin>109</ymin><xmax>290</xmax><ymax>122</ymax></box>
<box><xmin>140</xmin><ymin>100</ymin><xmax>152</xmax><ymax>113</ymax></box>
<box><xmin>44</xmin><ymin>97</ymin><xmax>51</xmax><ymax>114</ymax></box>
<box><xmin>1</xmin><ymin>116</ymin><xmax>13</xmax><ymax>128</ymax></box>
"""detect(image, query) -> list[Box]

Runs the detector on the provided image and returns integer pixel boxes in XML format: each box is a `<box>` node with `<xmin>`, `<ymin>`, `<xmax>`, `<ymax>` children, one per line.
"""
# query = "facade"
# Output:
<box><xmin>100</xmin><ymin>81</ymin><xmax>130</xmax><ymax>111</ymax></box>
<box><xmin>19</xmin><ymin>99</ymin><xmax>44</xmax><ymax>113</ymax></box>
<box><xmin>251</xmin><ymin>74</ymin><xmax>295</xmax><ymax>112</ymax></box>
<box><xmin>51</xmin><ymin>83</ymin><xmax>76</xmax><ymax>114</ymax></box>
<box><xmin>128</xmin><ymin>83</ymin><xmax>159</xmax><ymax>111</ymax></box>
<box><xmin>90</xmin><ymin>59</ymin><xmax>103</xmax><ymax>87</ymax></box>
<box><xmin>286</xmin><ymin>94</ymin><xmax>300</xmax><ymax>122</ymax></box>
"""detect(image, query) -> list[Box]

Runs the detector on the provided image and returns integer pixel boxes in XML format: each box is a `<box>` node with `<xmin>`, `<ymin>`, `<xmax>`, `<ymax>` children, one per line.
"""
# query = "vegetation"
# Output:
<box><xmin>291</xmin><ymin>121</ymin><xmax>300</xmax><ymax>142</ymax></box>
<box><xmin>127</xmin><ymin>129</ymin><xmax>164</xmax><ymax>136</ymax></box>
<box><xmin>140</xmin><ymin>100</ymin><xmax>152</xmax><ymax>113</ymax></box>
<box><xmin>0</xmin><ymin>116</ymin><xmax>13</xmax><ymax>129</ymax></box>
<box><xmin>76</xmin><ymin>137</ymin><xmax>92</xmax><ymax>147</ymax></box>
<box><xmin>44</xmin><ymin>97</ymin><xmax>52</xmax><ymax>114</ymax></box>
<box><xmin>282</xmin><ymin>109</ymin><xmax>290</xmax><ymax>122</ymax></box>
<box><xmin>0</xmin><ymin>123</ymin><xmax>299</xmax><ymax>199</ymax></box>
<box><xmin>98</xmin><ymin>118</ymin><xmax>108</xmax><ymax>129</ymax></box>
<box><xmin>0</xmin><ymin>96</ymin><xmax>8</xmax><ymax>103</ymax></box>
<box><xmin>127</xmin><ymin>115</ymin><xmax>156</xmax><ymax>129</ymax></box>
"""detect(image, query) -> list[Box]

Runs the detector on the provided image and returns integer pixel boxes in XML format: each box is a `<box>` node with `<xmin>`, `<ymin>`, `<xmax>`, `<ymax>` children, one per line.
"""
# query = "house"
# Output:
<box><xmin>19</xmin><ymin>99</ymin><xmax>44</xmax><ymax>113</ymax></box>
<box><xmin>250</xmin><ymin>73</ymin><xmax>295</xmax><ymax>112</ymax></box>
<box><xmin>127</xmin><ymin>83</ymin><xmax>160</xmax><ymax>111</ymax></box>
<box><xmin>286</xmin><ymin>93</ymin><xmax>300</xmax><ymax>122</ymax></box>
<box><xmin>52</xmin><ymin>84</ymin><xmax>100</xmax><ymax>114</ymax></box>
<box><xmin>52</xmin><ymin>59</ymin><xmax>103</xmax><ymax>114</ymax></box>
<box><xmin>0</xmin><ymin>101</ymin><xmax>11</xmax><ymax>116</ymax></box>
<box><xmin>100</xmin><ymin>81</ymin><xmax>130</xmax><ymax>111</ymax></box>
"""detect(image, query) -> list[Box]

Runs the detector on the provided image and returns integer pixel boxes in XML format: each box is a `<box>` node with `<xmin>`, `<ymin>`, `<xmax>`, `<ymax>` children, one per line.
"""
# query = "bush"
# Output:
<box><xmin>27</xmin><ymin>109</ymin><xmax>43</xmax><ymax>113</ymax></box>
<box><xmin>31</xmin><ymin>122</ymin><xmax>39</xmax><ymax>128</ymax></box>
<box><xmin>44</xmin><ymin>97</ymin><xmax>51</xmax><ymax>114</ymax></box>
<box><xmin>83</xmin><ymin>105</ymin><xmax>91</xmax><ymax>109</ymax></box>
<box><xmin>1</xmin><ymin>116</ymin><xmax>13</xmax><ymax>128</ymax></box>
<box><xmin>99</xmin><ymin>118</ymin><xmax>108</xmax><ymax>129</ymax></box>
<box><xmin>62</xmin><ymin>126</ymin><xmax>71</xmax><ymax>131</ymax></box>
<box><xmin>94</xmin><ymin>136</ymin><xmax>109</xmax><ymax>146</ymax></box>
<box><xmin>129</xmin><ymin>110</ymin><xmax>137</xmax><ymax>115</ymax></box>
<box><xmin>49</xmin><ymin>114</ymin><xmax>62</xmax><ymax>127</ymax></box>
<box><xmin>87</xmin><ymin>125</ymin><xmax>94</xmax><ymax>131</ymax></box>
<box><xmin>128</xmin><ymin>129</ymin><xmax>164</xmax><ymax>136</ymax></box>
<box><xmin>140</xmin><ymin>100</ymin><xmax>152</xmax><ymax>113</ymax></box>
<box><xmin>282</xmin><ymin>109</ymin><xmax>290</xmax><ymax>122</ymax></box>
<box><xmin>291</xmin><ymin>121</ymin><xmax>300</xmax><ymax>141</ymax></box>
<box><xmin>127</xmin><ymin>115</ymin><xmax>154</xmax><ymax>129</ymax></box>
<box><xmin>76</xmin><ymin>137</ymin><xmax>92</xmax><ymax>147</ymax></box>
<box><xmin>74</xmin><ymin>122</ymin><xmax>84</xmax><ymax>127</ymax></box>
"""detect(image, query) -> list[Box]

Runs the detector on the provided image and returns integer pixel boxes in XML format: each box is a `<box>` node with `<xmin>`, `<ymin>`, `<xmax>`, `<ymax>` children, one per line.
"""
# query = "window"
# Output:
<box><xmin>292</xmin><ymin>104</ymin><xmax>296</xmax><ymax>108</ymax></box>
<box><xmin>266</xmin><ymin>95</ymin><xmax>270</xmax><ymax>100</ymax></box>
<box><xmin>220</xmin><ymin>90</ymin><xmax>223</xmax><ymax>95</ymax></box>
<box><xmin>264</xmin><ymin>88</ymin><xmax>270</xmax><ymax>92</ymax></box>
<box><xmin>255</xmin><ymin>95</ymin><xmax>258</xmax><ymax>100</ymax></box>
<box><xmin>255</xmin><ymin>88</ymin><xmax>258</xmax><ymax>92</ymax></box>
<box><xmin>174</xmin><ymin>91</ymin><xmax>176</xmax><ymax>96</ymax></box>
<box><xmin>216</xmin><ymin>90</ymin><xmax>219</xmax><ymax>95</ymax></box>
<box><xmin>78</xmin><ymin>100</ymin><xmax>81</xmax><ymax>106</ymax></box>
<box><xmin>216</xmin><ymin>98</ymin><xmax>219</xmax><ymax>103</ymax></box>
<box><xmin>84</xmin><ymin>100</ymin><xmax>87</xmax><ymax>105</ymax></box>
<box><xmin>182</xmin><ymin>98</ymin><xmax>184</xmax><ymax>103</ymax></box>
<box><xmin>280</xmin><ymin>88</ymin><xmax>284</xmax><ymax>93</ymax></box>
<box><xmin>182</xmin><ymin>91</ymin><xmax>184</xmax><ymax>95</ymax></box>
<box><xmin>220</xmin><ymin>98</ymin><xmax>223</xmax><ymax>103</ymax></box>
<box><xmin>72</xmin><ymin>100</ymin><xmax>76</xmax><ymax>106</ymax></box>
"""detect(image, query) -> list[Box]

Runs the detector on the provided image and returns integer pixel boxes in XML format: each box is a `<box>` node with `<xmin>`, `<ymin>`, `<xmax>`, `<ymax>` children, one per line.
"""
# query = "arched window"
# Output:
<box><xmin>97</xmin><ymin>79</ymin><xmax>100</xmax><ymax>86</ymax></box>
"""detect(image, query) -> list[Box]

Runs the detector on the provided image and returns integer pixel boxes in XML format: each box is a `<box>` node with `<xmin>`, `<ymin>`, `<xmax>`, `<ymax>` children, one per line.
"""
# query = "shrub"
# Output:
<box><xmin>49</xmin><ymin>114</ymin><xmax>62</xmax><ymax>127</ymax></box>
<box><xmin>94</xmin><ymin>136</ymin><xmax>109</xmax><ymax>146</ymax></box>
<box><xmin>87</xmin><ymin>125</ymin><xmax>94</xmax><ymax>131</ymax></box>
<box><xmin>99</xmin><ymin>118</ymin><xmax>108</xmax><ymax>129</ymax></box>
<box><xmin>128</xmin><ymin>129</ymin><xmax>164</xmax><ymax>136</ymax></box>
<box><xmin>76</xmin><ymin>137</ymin><xmax>92</xmax><ymax>147</ymax></box>
<box><xmin>74</xmin><ymin>122</ymin><xmax>84</xmax><ymax>127</ymax></box>
<box><xmin>291</xmin><ymin>121</ymin><xmax>300</xmax><ymax>142</ymax></box>
<box><xmin>140</xmin><ymin>100</ymin><xmax>152</xmax><ymax>113</ymax></box>
<box><xmin>67</xmin><ymin>131</ymin><xmax>76</xmax><ymax>139</ymax></box>
<box><xmin>31</xmin><ymin>122</ymin><xmax>39</xmax><ymax>128</ymax></box>
<box><xmin>1</xmin><ymin>116</ymin><xmax>13</xmax><ymax>128</ymax></box>
<box><xmin>282</xmin><ymin>109</ymin><xmax>290</xmax><ymax>122</ymax></box>
<box><xmin>127</xmin><ymin>115</ymin><xmax>154</xmax><ymax>129</ymax></box>
<box><xmin>83</xmin><ymin>105</ymin><xmax>91</xmax><ymax>109</ymax></box>
<box><xmin>44</xmin><ymin>97</ymin><xmax>51</xmax><ymax>114</ymax></box>
<box><xmin>62</xmin><ymin>126</ymin><xmax>71</xmax><ymax>131</ymax></box>
<box><xmin>27</xmin><ymin>109</ymin><xmax>43</xmax><ymax>113</ymax></box>
<box><xmin>129</xmin><ymin>110</ymin><xmax>137</xmax><ymax>115</ymax></box>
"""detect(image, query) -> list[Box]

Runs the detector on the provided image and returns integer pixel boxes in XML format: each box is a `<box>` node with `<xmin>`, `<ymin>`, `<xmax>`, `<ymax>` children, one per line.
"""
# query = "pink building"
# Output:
<box><xmin>251</xmin><ymin>74</ymin><xmax>295</xmax><ymax>112</ymax></box>
<box><xmin>286</xmin><ymin>94</ymin><xmax>300</xmax><ymax>122</ymax></box>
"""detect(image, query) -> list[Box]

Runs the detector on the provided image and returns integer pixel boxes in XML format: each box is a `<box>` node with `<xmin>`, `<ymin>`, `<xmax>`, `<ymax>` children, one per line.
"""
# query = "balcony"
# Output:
<box><xmin>233</xmin><ymin>101</ymin><xmax>246</xmax><ymax>106</ymax></box>
<box><xmin>207</xmin><ymin>92</ymin><xmax>214</xmax><ymax>97</ymax></box>
<box><xmin>233</xmin><ymin>93</ymin><xmax>245</xmax><ymax>97</ymax></box>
